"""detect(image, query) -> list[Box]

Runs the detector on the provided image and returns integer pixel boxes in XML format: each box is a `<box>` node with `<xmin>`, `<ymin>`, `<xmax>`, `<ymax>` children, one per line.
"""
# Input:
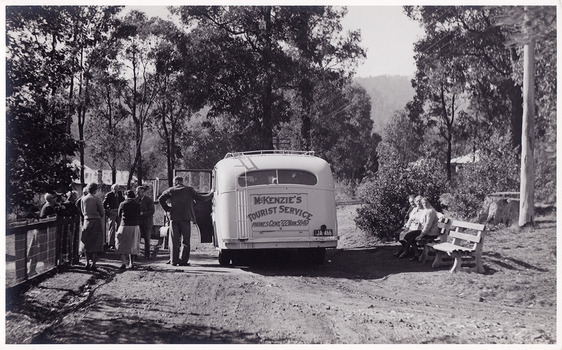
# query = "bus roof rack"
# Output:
<box><xmin>225</xmin><ymin>150</ymin><xmax>315</xmax><ymax>158</ymax></box>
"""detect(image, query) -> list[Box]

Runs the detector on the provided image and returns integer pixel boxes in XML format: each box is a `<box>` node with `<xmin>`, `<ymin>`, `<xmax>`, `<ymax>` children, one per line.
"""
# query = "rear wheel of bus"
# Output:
<box><xmin>218</xmin><ymin>250</ymin><xmax>231</xmax><ymax>266</ymax></box>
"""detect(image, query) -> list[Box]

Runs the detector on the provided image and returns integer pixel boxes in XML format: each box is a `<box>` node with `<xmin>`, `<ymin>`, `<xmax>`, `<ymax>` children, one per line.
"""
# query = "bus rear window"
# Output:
<box><xmin>238</xmin><ymin>170</ymin><xmax>317</xmax><ymax>187</ymax></box>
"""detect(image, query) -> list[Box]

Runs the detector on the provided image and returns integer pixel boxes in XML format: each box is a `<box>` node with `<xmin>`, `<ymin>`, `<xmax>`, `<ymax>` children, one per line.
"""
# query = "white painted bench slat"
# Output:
<box><xmin>430</xmin><ymin>219</ymin><xmax>486</xmax><ymax>273</ymax></box>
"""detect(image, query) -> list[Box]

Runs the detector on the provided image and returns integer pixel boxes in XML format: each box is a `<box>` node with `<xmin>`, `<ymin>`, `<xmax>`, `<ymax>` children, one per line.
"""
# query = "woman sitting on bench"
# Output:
<box><xmin>395</xmin><ymin>195</ymin><xmax>423</xmax><ymax>258</ymax></box>
<box><xmin>402</xmin><ymin>197</ymin><xmax>439</xmax><ymax>261</ymax></box>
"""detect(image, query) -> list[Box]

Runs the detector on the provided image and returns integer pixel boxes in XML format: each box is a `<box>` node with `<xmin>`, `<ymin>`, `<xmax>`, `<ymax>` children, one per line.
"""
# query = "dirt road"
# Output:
<box><xmin>5</xmin><ymin>205</ymin><xmax>557</xmax><ymax>344</ymax></box>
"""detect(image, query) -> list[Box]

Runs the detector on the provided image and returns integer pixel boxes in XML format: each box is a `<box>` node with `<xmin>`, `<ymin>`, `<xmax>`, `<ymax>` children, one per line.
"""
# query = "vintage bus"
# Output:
<box><xmin>172</xmin><ymin>150</ymin><xmax>338</xmax><ymax>266</ymax></box>
<box><xmin>210</xmin><ymin>150</ymin><xmax>338</xmax><ymax>265</ymax></box>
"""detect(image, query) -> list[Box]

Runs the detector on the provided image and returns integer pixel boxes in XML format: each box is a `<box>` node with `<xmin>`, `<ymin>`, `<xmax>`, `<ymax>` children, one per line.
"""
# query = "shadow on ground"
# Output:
<box><xmin>30</xmin><ymin>295</ymin><xmax>263</xmax><ymax>344</ymax></box>
<box><xmin>232</xmin><ymin>245</ymin><xmax>452</xmax><ymax>279</ymax></box>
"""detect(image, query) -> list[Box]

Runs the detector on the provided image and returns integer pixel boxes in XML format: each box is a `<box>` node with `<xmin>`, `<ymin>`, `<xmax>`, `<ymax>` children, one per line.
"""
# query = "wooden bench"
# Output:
<box><xmin>430</xmin><ymin>220</ymin><xmax>486</xmax><ymax>273</ymax></box>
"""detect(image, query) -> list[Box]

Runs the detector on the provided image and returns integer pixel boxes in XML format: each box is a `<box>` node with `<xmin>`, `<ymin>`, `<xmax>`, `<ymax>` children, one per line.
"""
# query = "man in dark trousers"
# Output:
<box><xmin>103</xmin><ymin>184</ymin><xmax>124</xmax><ymax>250</ymax></box>
<box><xmin>136</xmin><ymin>185</ymin><xmax>155</xmax><ymax>259</ymax></box>
<box><xmin>158</xmin><ymin>176</ymin><xmax>213</xmax><ymax>266</ymax></box>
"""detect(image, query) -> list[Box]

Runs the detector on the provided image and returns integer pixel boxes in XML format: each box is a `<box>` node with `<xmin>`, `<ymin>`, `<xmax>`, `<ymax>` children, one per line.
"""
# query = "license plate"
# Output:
<box><xmin>314</xmin><ymin>229</ymin><xmax>333</xmax><ymax>236</ymax></box>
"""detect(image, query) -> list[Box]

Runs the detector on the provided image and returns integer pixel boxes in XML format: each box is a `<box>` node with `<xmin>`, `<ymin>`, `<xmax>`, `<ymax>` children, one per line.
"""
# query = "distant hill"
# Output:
<box><xmin>355</xmin><ymin>75</ymin><xmax>415</xmax><ymax>135</ymax></box>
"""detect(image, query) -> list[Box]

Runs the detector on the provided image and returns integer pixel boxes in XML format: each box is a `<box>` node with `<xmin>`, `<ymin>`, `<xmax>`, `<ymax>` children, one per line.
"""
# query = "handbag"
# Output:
<box><xmin>159</xmin><ymin>213</ymin><xmax>171</xmax><ymax>238</ymax></box>
<box><xmin>152</xmin><ymin>213</ymin><xmax>171</xmax><ymax>239</ymax></box>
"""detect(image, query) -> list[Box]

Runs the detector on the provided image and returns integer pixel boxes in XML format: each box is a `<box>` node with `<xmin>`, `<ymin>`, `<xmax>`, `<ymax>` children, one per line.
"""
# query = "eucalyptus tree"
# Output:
<box><xmin>405</xmin><ymin>5</ymin><xmax>556</xmax><ymax>220</ymax></box>
<box><xmin>309</xmin><ymin>81</ymin><xmax>376</xmax><ymax>182</ymax></box>
<box><xmin>6</xmin><ymin>6</ymin><xmax>77</xmax><ymax>213</ymax></box>
<box><xmin>148</xmin><ymin>17</ymin><xmax>210</xmax><ymax>185</ymax></box>
<box><xmin>406</xmin><ymin>6</ymin><xmax>503</xmax><ymax>180</ymax></box>
<box><xmin>86</xmin><ymin>69</ymin><xmax>131</xmax><ymax>184</ymax></box>
<box><xmin>280</xmin><ymin>6</ymin><xmax>365</xmax><ymax>150</ymax></box>
<box><xmin>113</xmin><ymin>10</ymin><xmax>161</xmax><ymax>186</ymax></box>
<box><xmin>6</xmin><ymin>6</ymin><xmax>120</xmax><ymax>214</ymax></box>
<box><xmin>173</xmin><ymin>6</ymin><xmax>365</xmax><ymax>151</ymax></box>
<box><xmin>67</xmin><ymin>6</ymin><xmax>123</xmax><ymax>186</ymax></box>
<box><xmin>496</xmin><ymin>6</ymin><xmax>556</xmax><ymax>225</ymax></box>
<box><xmin>405</xmin><ymin>6</ymin><xmax>554</xmax><ymax>157</ymax></box>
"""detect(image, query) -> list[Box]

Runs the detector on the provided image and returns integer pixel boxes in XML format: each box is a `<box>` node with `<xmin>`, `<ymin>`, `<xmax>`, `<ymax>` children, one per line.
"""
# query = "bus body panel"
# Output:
<box><xmin>211</xmin><ymin>151</ymin><xmax>338</xmax><ymax>252</ymax></box>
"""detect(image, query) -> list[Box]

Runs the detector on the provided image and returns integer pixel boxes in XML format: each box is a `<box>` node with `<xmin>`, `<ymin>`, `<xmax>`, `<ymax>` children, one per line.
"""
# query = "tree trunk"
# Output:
<box><xmin>300</xmin><ymin>78</ymin><xmax>313</xmax><ymax>150</ymax></box>
<box><xmin>509</xmin><ymin>82</ymin><xmax>523</xmax><ymax>150</ymax></box>
<box><xmin>519</xmin><ymin>38</ymin><xmax>535</xmax><ymax>227</ymax></box>
<box><xmin>261</xmin><ymin>7</ymin><xmax>274</xmax><ymax>150</ymax></box>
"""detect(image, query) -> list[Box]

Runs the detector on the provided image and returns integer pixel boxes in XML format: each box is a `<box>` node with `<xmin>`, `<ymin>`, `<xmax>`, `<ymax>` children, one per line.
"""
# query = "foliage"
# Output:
<box><xmin>174</xmin><ymin>6</ymin><xmax>366</xmax><ymax>150</ymax></box>
<box><xmin>6</xmin><ymin>105</ymin><xmax>78</xmax><ymax>216</ymax></box>
<box><xmin>179</xmin><ymin>113</ymin><xmax>232</xmax><ymax>170</ymax></box>
<box><xmin>112</xmin><ymin>11</ymin><xmax>161</xmax><ymax>186</ymax></box>
<box><xmin>148</xmin><ymin>17</ymin><xmax>209</xmax><ymax>185</ymax></box>
<box><xmin>377</xmin><ymin>110</ymin><xmax>423</xmax><ymax>168</ymax></box>
<box><xmin>402</xmin><ymin>5</ymin><xmax>556</xmax><ymax>221</ymax></box>
<box><xmin>6</xmin><ymin>6</ymin><xmax>84</xmax><ymax>215</ymax></box>
<box><xmin>311</xmin><ymin>82</ymin><xmax>379</xmax><ymax>181</ymax></box>
<box><xmin>86</xmin><ymin>70</ymin><xmax>132</xmax><ymax>178</ymax></box>
<box><xmin>355</xmin><ymin>158</ymin><xmax>448</xmax><ymax>240</ymax></box>
<box><xmin>503</xmin><ymin>7</ymin><xmax>557</xmax><ymax>151</ymax></box>
<box><xmin>448</xmin><ymin>131</ymin><xmax>520</xmax><ymax>219</ymax></box>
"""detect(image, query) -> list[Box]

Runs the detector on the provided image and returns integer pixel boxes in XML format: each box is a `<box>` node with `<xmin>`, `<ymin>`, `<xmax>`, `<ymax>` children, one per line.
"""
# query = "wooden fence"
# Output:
<box><xmin>6</xmin><ymin>215</ymin><xmax>81</xmax><ymax>288</ymax></box>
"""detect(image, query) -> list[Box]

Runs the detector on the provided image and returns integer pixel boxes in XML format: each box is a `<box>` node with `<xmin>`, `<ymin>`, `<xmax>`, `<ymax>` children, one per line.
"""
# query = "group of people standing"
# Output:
<box><xmin>74</xmin><ymin>176</ymin><xmax>213</xmax><ymax>271</ymax></box>
<box><xmin>394</xmin><ymin>194</ymin><xmax>441</xmax><ymax>261</ymax></box>
<box><xmin>76</xmin><ymin>183</ymin><xmax>155</xmax><ymax>270</ymax></box>
<box><xmin>101</xmin><ymin>184</ymin><xmax>155</xmax><ymax>269</ymax></box>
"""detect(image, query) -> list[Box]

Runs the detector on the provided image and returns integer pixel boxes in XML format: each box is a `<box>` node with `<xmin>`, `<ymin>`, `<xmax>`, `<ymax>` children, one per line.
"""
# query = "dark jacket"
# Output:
<box><xmin>118</xmin><ymin>199</ymin><xmax>141</xmax><ymax>226</ymax></box>
<box><xmin>103</xmin><ymin>191</ymin><xmax>125</xmax><ymax>211</ymax></box>
<box><xmin>137</xmin><ymin>194</ymin><xmax>155</xmax><ymax>226</ymax></box>
<box><xmin>40</xmin><ymin>203</ymin><xmax>58</xmax><ymax>218</ymax></box>
<box><xmin>158</xmin><ymin>185</ymin><xmax>213</xmax><ymax>222</ymax></box>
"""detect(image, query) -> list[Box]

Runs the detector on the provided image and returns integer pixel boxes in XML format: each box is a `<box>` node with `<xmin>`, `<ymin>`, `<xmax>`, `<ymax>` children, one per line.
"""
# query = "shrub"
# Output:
<box><xmin>334</xmin><ymin>178</ymin><xmax>358</xmax><ymax>202</ymax></box>
<box><xmin>355</xmin><ymin>157</ymin><xmax>448</xmax><ymax>240</ymax></box>
<box><xmin>448</xmin><ymin>133</ymin><xmax>520</xmax><ymax>219</ymax></box>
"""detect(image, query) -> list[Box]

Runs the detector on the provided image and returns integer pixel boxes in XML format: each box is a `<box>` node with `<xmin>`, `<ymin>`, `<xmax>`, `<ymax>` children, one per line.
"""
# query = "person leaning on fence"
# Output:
<box><xmin>40</xmin><ymin>193</ymin><xmax>60</xmax><ymax>218</ymax></box>
<box><xmin>158</xmin><ymin>176</ymin><xmax>213</xmax><ymax>267</ymax></box>
<box><xmin>395</xmin><ymin>195</ymin><xmax>424</xmax><ymax>258</ymax></box>
<box><xmin>79</xmin><ymin>183</ymin><xmax>105</xmax><ymax>271</ymax></box>
<box><xmin>116</xmin><ymin>190</ymin><xmax>141</xmax><ymax>269</ymax></box>
<box><xmin>136</xmin><ymin>185</ymin><xmax>155</xmax><ymax>259</ymax></box>
<box><xmin>103</xmin><ymin>184</ymin><xmax>124</xmax><ymax>250</ymax></box>
<box><xmin>403</xmin><ymin>196</ymin><xmax>440</xmax><ymax>261</ymax></box>
<box><xmin>63</xmin><ymin>191</ymin><xmax>80</xmax><ymax>217</ymax></box>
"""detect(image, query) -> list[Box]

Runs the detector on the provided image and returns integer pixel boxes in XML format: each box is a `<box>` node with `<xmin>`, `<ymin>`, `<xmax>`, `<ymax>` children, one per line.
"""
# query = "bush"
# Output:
<box><xmin>355</xmin><ymin>157</ymin><xmax>448</xmax><ymax>240</ymax></box>
<box><xmin>448</xmin><ymin>133</ymin><xmax>520</xmax><ymax>219</ymax></box>
<box><xmin>334</xmin><ymin>179</ymin><xmax>358</xmax><ymax>202</ymax></box>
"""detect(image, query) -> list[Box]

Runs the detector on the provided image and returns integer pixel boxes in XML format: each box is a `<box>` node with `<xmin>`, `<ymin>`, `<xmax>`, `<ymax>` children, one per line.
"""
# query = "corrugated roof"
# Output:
<box><xmin>451</xmin><ymin>150</ymin><xmax>480</xmax><ymax>164</ymax></box>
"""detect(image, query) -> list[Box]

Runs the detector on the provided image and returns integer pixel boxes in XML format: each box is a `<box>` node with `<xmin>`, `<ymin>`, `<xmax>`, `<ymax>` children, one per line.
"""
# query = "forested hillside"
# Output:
<box><xmin>355</xmin><ymin>75</ymin><xmax>414</xmax><ymax>134</ymax></box>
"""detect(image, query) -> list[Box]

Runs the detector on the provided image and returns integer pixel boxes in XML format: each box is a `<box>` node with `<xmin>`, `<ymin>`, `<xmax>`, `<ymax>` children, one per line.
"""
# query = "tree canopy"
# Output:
<box><xmin>6</xmin><ymin>5</ymin><xmax>371</xmax><ymax>215</ymax></box>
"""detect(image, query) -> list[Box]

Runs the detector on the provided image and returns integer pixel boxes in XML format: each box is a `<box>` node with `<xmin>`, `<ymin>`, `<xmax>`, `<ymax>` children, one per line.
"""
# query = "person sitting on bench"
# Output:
<box><xmin>403</xmin><ymin>196</ymin><xmax>439</xmax><ymax>261</ymax></box>
<box><xmin>395</xmin><ymin>195</ymin><xmax>423</xmax><ymax>258</ymax></box>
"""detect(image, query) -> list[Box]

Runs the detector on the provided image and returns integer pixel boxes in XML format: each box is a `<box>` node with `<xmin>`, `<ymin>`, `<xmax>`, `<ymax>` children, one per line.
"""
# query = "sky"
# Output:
<box><xmin>128</xmin><ymin>5</ymin><xmax>425</xmax><ymax>78</ymax></box>
<box><xmin>341</xmin><ymin>6</ymin><xmax>425</xmax><ymax>77</ymax></box>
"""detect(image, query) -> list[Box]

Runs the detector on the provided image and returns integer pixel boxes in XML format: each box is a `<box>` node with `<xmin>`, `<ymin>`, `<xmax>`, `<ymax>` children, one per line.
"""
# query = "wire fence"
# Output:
<box><xmin>6</xmin><ymin>215</ymin><xmax>81</xmax><ymax>288</ymax></box>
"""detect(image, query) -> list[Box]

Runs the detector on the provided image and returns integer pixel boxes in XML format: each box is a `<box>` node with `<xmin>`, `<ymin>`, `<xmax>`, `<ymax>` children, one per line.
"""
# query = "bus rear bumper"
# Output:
<box><xmin>221</xmin><ymin>236</ymin><xmax>338</xmax><ymax>250</ymax></box>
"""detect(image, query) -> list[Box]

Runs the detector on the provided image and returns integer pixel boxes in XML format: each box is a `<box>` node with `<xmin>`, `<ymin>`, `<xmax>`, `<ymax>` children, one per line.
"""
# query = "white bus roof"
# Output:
<box><xmin>214</xmin><ymin>150</ymin><xmax>334</xmax><ymax>190</ymax></box>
